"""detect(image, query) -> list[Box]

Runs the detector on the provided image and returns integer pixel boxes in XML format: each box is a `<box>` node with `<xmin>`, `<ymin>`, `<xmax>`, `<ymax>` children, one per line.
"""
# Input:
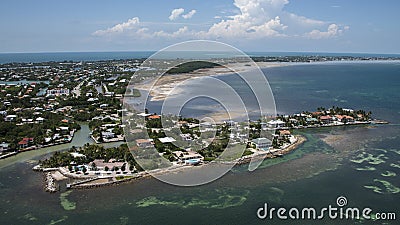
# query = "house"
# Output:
<box><xmin>137</xmin><ymin>113</ymin><xmax>151</xmax><ymax>117</ymax></box>
<box><xmin>4</xmin><ymin>115</ymin><xmax>17</xmax><ymax>122</ymax></box>
<box><xmin>89</xmin><ymin>159</ymin><xmax>127</xmax><ymax>171</ymax></box>
<box><xmin>70</xmin><ymin>152</ymin><xmax>86</xmax><ymax>158</ymax></box>
<box><xmin>148</xmin><ymin>115</ymin><xmax>161</xmax><ymax>120</ymax></box>
<box><xmin>59</xmin><ymin>126</ymin><xmax>70</xmax><ymax>135</ymax></box>
<box><xmin>18</xmin><ymin>137</ymin><xmax>34</xmax><ymax>149</ymax></box>
<box><xmin>335</xmin><ymin>115</ymin><xmax>355</xmax><ymax>123</ymax></box>
<box><xmin>306</xmin><ymin>117</ymin><xmax>319</xmax><ymax>124</ymax></box>
<box><xmin>279</xmin><ymin>130</ymin><xmax>291</xmax><ymax>137</ymax></box>
<box><xmin>36</xmin><ymin>117</ymin><xmax>45</xmax><ymax>123</ymax></box>
<box><xmin>320</xmin><ymin>115</ymin><xmax>333</xmax><ymax>124</ymax></box>
<box><xmin>101</xmin><ymin>132</ymin><xmax>115</xmax><ymax>139</ymax></box>
<box><xmin>267</xmin><ymin>120</ymin><xmax>285</xmax><ymax>128</ymax></box>
<box><xmin>251</xmin><ymin>138</ymin><xmax>272</xmax><ymax>150</ymax></box>
<box><xmin>136</xmin><ymin>139</ymin><xmax>154</xmax><ymax>148</ymax></box>
<box><xmin>0</xmin><ymin>142</ymin><xmax>9</xmax><ymax>152</ymax></box>
<box><xmin>173</xmin><ymin>150</ymin><xmax>204</xmax><ymax>164</ymax></box>
<box><xmin>46</xmin><ymin>88</ymin><xmax>70</xmax><ymax>97</ymax></box>
<box><xmin>22</xmin><ymin>118</ymin><xmax>34</xmax><ymax>124</ymax></box>
<box><xmin>158</xmin><ymin>137</ymin><xmax>176</xmax><ymax>143</ymax></box>
<box><xmin>180</xmin><ymin>133</ymin><xmax>192</xmax><ymax>141</ymax></box>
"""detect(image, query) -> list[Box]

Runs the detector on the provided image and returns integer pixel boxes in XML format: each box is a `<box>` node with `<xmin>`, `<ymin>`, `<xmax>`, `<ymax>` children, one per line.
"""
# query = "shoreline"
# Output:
<box><xmin>133</xmin><ymin>60</ymin><xmax>400</xmax><ymax>102</ymax></box>
<box><xmin>0</xmin><ymin>129</ymin><xmax>76</xmax><ymax>160</ymax></box>
<box><xmin>37</xmin><ymin>134</ymin><xmax>307</xmax><ymax>191</ymax></box>
<box><xmin>134</xmin><ymin>62</ymin><xmax>286</xmax><ymax>102</ymax></box>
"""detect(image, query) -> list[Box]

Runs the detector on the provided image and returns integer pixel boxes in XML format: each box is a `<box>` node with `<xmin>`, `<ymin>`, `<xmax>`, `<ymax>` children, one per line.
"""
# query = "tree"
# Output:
<box><xmin>91</xmin><ymin>162</ymin><xmax>97</xmax><ymax>171</ymax></box>
<box><xmin>105</xmin><ymin>166</ymin><xmax>109</xmax><ymax>171</ymax></box>
<box><xmin>121</xmin><ymin>164</ymin><xmax>126</xmax><ymax>172</ymax></box>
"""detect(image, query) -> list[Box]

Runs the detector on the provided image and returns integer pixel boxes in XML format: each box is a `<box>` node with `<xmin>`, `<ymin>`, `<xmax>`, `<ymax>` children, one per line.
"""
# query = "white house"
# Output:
<box><xmin>0</xmin><ymin>142</ymin><xmax>9</xmax><ymax>152</ymax></box>
<box><xmin>101</xmin><ymin>132</ymin><xmax>115</xmax><ymax>139</ymax></box>
<box><xmin>252</xmin><ymin>138</ymin><xmax>272</xmax><ymax>150</ymax></box>
<box><xmin>4</xmin><ymin>115</ymin><xmax>17</xmax><ymax>122</ymax></box>
<box><xmin>267</xmin><ymin>120</ymin><xmax>285</xmax><ymax>128</ymax></box>
<box><xmin>158</xmin><ymin>137</ymin><xmax>176</xmax><ymax>143</ymax></box>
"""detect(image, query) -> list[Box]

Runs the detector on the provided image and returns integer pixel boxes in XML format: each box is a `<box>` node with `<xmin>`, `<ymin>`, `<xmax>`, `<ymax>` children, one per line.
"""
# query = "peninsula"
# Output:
<box><xmin>34</xmin><ymin>106</ymin><xmax>386</xmax><ymax>192</ymax></box>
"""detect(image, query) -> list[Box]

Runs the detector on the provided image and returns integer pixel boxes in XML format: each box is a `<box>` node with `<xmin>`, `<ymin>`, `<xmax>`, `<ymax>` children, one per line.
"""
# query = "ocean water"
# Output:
<box><xmin>0</xmin><ymin>62</ymin><xmax>399</xmax><ymax>224</ymax></box>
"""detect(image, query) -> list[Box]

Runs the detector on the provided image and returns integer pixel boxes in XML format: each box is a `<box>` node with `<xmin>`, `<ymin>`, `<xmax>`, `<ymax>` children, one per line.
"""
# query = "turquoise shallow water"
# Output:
<box><xmin>0</xmin><ymin>62</ymin><xmax>399</xmax><ymax>224</ymax></box>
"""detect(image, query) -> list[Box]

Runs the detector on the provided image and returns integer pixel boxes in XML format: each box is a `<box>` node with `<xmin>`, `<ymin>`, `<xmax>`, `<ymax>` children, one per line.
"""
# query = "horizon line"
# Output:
<box><xmin>0</xmin><ymin>50</ymin><xmax>399</xmax><ymax>56</ymax></box>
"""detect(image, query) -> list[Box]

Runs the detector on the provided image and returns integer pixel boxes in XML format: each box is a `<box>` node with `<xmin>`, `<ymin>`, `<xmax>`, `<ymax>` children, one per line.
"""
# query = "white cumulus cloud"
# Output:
<box><xmin>203</xmin><ymin>0</ymin><xmax>348</xmax><ymax>39</ymax></box>
<box><xmin>92</xmin><ymin>0</ymin><xmax>349</xmax><ymax>41</ymax></box>
<box><xmin>154</xmin><ymin>26</ymin><xmax>191</xmax><ymax>38</ymax></box>
<box><xmin>169</xmin><ymin>8</ymin><xmax>185</xmax><ymax>21</ymax></box>
<box><xmin>306</xmin><ymin>24</ymin><xmax>350</xmax><ymax>39</ymax></box>
<box><xmin>182</xmin><ymin>10</ymin><xmax>197</xmax><ymax>19</ymax></box>
<box><xmin>93</xmin><ymin>17</ymin><xmax>140</xmax><ymax>36</ymax></box>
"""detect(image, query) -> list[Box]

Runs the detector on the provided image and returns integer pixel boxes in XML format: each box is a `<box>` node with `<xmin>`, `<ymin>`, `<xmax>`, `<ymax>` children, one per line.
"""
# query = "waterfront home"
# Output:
<box><xmin>58</xmin><ymin>126</ymin><xmax>70</xmax><ymax>135</ymax></box>
<box><xmin>335</xmin><ymin>115</ymin><xmax>355</xmax><ymax>123</ymax></box>
<box><xmin>0</xmin><ymin>142</ymin><xmax>9</xmax><ymax>152</ymax></box>
<box><xmin>102</xmin><ymin>131</ymin><xmax>116</xmax><ymax>139</ymax></box>
<box><xmin>173</xmin><ymin>150</ymin><xmax>204</xmax><ymax>163</ymax></box>
<box><xmin>18</xmin><ymin>137</ymin><xmax>34</xmax><ymax>149</ymax></box>
<box><xmin>320</xmin><ymin>115</ymin><xmax>333</xmax><ymax>124</ymax></box>
<box><xmin>251</xmin><ymin>138</ymin><xmax>272</xmax><ymax>150</ymax></box>
<box><xmin>306</xmin><ymin>117</ymin><xmax>319</xmax><ymax>124</ymax></box>
<box><xmin>279</xmin><ymin>130</ymin><xmax>291</xmax><ymax>137</ymax></box>
<box><xmin>89</xmin><ymin>159</ymin><xmax>127</xmax><ymax>171</ymax></box>
<box><xmin>136</xmin><ymin>139</ymin><xmax>154</xmax><ymax>148</ymax></box>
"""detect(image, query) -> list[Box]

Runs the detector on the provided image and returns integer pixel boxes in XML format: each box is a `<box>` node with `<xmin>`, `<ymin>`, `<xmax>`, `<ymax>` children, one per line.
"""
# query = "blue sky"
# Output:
<box><xmin>1</xmin><ymin>0</ymin><xmax>399</xmax><ymax>53</ymax></box>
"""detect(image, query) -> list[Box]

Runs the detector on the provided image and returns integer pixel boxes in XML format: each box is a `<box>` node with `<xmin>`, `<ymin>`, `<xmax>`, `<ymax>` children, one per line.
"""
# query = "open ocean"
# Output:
<box><xmin>0</xmin><ymin>56</ymin><xmax>399</xmax><ymax>224</ymax></box>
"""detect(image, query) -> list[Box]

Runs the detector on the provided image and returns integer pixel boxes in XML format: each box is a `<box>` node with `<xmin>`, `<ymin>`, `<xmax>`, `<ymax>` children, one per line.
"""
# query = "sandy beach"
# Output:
<box><xmin>134</xmin><ymin>62</ymin><xmax>285</xmax><ymax>102</ymax></box>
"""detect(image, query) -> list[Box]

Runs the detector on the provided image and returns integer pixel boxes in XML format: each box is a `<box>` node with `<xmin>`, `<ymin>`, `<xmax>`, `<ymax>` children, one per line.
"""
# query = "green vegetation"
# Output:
<box><xmin>40</xmin><ymin>144</ymin><xmax>143</xmax><ymax>171</ymax></box>
<box><xmin>116</xmin><ymin>175</ymin><xmax>133</xmax><ymax>180</ymax></box>
<box><xmin>166</xmin><ymin>61</ymin><xmax>220</xmax><ymax>74</ymax></box>
<box><xmin>0</xmin><ymin>111</ymin><xmax>80</xmax><ymax>150</ymax></box>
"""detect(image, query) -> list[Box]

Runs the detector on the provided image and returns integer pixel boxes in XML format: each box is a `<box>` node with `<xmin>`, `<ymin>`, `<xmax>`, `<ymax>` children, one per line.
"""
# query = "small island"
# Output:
<box><xmin>34</xmin><ymin>106</ymin><xmax>387</xmax><ymax>192</ymax></box>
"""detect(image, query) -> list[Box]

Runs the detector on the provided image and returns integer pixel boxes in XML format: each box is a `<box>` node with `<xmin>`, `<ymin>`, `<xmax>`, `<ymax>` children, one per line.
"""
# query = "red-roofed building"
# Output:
<box><xmin>148</xmin><ymin>115</ymin><xmax>160</xmax><ymax>120</ymax></box>
<box><xmin>312</xmin><ymin>111</ymin><xmax>323</xmax><ymax>116</ymax></box>
<box><xmin>18</xmin><ymin>137</ymin><xmax>34</xmax><ymax>149</ymax></box>
<box><xmin>320</xmin><ymin>115</ymin><xmax>332</xmax><ymax>124</ymax></box>
<box><xmin>335</xmin><ymin>115</ymin><xmax>354</xmax><ymax>123</ymax></box>
<box><xmin>279</xmin><ymin>130</ymin><xmax>291</xmax><ymax>137</ymax></box>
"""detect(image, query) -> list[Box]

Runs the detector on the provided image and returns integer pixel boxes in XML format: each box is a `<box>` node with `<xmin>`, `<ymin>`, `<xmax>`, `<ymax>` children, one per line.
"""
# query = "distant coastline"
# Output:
<box><xmin>1</xmin><ymin>51</ymin><xmax>400</xmax><ymax>64</ymax></box>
